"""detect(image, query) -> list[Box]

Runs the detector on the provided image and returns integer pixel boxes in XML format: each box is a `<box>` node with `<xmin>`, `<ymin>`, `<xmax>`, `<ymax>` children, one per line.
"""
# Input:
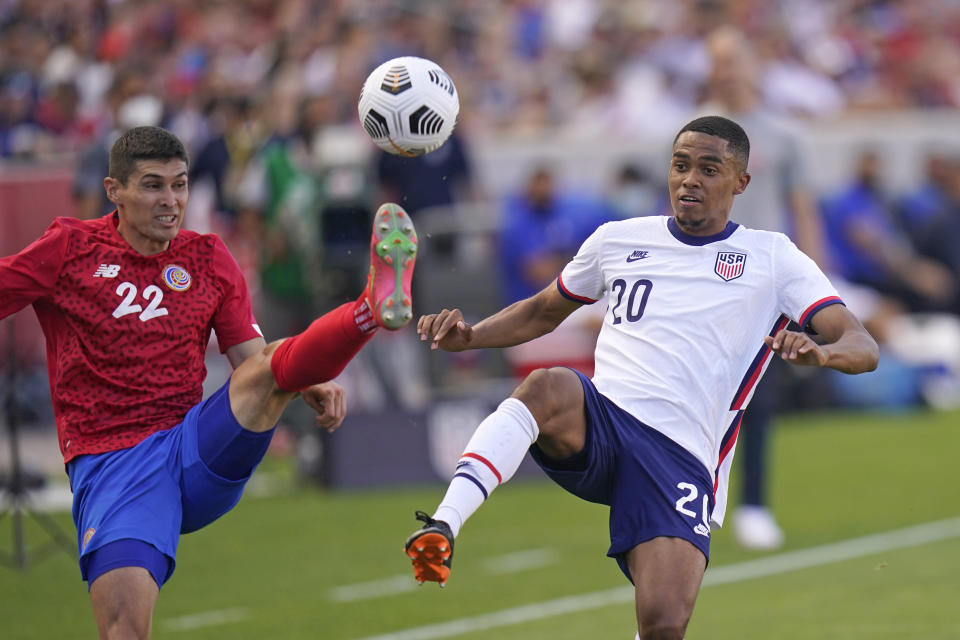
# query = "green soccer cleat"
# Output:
<box><xmin>364</xmin><ymin>203</ymin><xmax>417</xmax><ymax>330</ymax></box>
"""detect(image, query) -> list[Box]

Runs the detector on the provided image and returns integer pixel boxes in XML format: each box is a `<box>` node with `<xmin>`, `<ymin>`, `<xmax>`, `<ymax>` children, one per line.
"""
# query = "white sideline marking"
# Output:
<box><xmin>332</xmin><ymin>575</ymin><xmax>419</xmax><ymax>602</ymax></box>
<box><xmin>332</xmin><ymin>549</ymin><xmax>559</xmax><ymax>602</ymax></box>
<box><xmin>482</xmin><ymin>548</ymin><xmax>559</xmax><ymax>575</ymax></box>
<box><xmin>353</xmin><ymin>517</ymin><xmax>960</xmax><ymax>640</ymax></box>
<box><xmin>161</xmin><ymin>607</ymin><xmax>249</xmax><ymax>632</ymax></box>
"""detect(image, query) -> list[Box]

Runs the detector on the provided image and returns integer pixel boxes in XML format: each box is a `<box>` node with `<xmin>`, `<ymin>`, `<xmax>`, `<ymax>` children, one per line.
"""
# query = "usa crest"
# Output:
<box><xmin>162</xmin><ymin>264</ymin><xmax>192</xmax><ymax>291</ymax></box>
<box><xmin>714</xmin><ymin>252</ymin><xmax>746</xmax><ymax>281</ymax></box>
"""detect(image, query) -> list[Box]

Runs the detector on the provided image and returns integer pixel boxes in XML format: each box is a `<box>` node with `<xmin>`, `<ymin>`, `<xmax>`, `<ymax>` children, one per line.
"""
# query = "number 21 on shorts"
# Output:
<box><xmin>675</xmin><ymin>482</ymin><xmax>712</xmax><ymax>538</ymax></box>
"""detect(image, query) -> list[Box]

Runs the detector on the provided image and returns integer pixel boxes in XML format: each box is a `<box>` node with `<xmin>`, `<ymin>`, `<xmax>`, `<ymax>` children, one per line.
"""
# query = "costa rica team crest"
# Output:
<box><xmin>162</xmin><ymin>264</ymin><xmax>192</xmax><ymax>291</ymax></box>
<box><xmin>82</xmin><ymin>527</ymin><xmax>96</xmax><ymax>551</ymax></box>
<box><xmin>715</xmin><ymin>251</ymin><xmax>746</xmax><ymax>281</ymax></box>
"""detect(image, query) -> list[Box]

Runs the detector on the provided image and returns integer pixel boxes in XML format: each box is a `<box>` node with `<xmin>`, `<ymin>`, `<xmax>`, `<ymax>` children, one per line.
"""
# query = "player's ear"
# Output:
<box><xmin>734</xmin><ymin>171</ymin><xmax>750</xmax><ymax>195</ymax></box>
<box><xmin>104</xmin><ymin>177</ymin><xmax>121</xmax><ymax>204</ymax></box>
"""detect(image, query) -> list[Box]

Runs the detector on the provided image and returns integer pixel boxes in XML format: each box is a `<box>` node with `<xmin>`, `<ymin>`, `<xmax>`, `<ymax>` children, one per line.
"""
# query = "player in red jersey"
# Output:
<box><xmin>0</xmin><ymin>126</ymin><xmax>418</xmax><ymax>639</ymax></box>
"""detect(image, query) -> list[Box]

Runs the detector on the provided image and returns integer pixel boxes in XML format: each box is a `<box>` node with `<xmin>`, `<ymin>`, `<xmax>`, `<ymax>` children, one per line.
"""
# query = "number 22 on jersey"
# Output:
<box><xmin>112</xmin><ymin>282</ymin><xmax>169</xmax><ymax>322</ymax></box>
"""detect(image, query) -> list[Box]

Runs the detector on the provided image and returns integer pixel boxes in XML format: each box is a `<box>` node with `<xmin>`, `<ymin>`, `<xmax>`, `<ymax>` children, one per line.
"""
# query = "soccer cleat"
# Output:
<box><xmin>365</xmin><ymin>203</ymin><xmax>418</xmax><ymax>330</ymax></box>
<box><xmin>404</xmin><ymin>510</ymin><xmax>454</xmax><ymax>587</ymax></box>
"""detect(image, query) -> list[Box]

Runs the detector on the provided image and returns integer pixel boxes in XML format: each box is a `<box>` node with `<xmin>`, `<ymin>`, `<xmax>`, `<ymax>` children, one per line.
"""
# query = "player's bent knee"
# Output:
<box><xmin>244</xmin><ymin>340</ymin><xmax>286</xmax><ymax>388</ymax></box>
<box><xmin>638</xmin><ymin>607</ymin><xmax>692</xmax><ymax>640</ymax></box>
<box><xmin>512</xmin><ymin>367</ymin><xmax>582</xmax><ymax>423</ymax></box>
<box><xmin>637</xmin><ymin>622</ymin><xmax>688</xmax><ymax>640</ymax></box>
<box><xmin>637</xmin><ymin>601</ymin><xmax>693</xmax><ymax>640</ymax></box>
<box><xmin>228</xmin><ymin>341</ymin><xmax>298</xmax><ymax>432</ymax></box>
<box><xmin>100</xmin><ymin>618</ymin><xmax>151</xmax><ymax>640</ymax></box>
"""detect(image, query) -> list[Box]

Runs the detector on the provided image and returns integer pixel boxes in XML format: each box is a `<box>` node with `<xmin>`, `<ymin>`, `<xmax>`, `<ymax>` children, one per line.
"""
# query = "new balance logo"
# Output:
<box><xmin>93</xmin><ymin>264</ymin><xmax>121</xmax><ymax>278</ymax></box>
<box><xmin>626</xmin><ymin>250</ymin><xmax>649</xmax><ymax>263</ymax></box>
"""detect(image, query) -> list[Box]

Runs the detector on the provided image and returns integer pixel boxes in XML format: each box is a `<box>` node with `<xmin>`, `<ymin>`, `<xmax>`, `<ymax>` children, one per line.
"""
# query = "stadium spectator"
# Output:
<box><xmin>897</xmin><ymin>148</ymin><xmax>957</xmax><ymax>233</ymax></box>
<box><xmin>404</xmin><ymin>116</ymin><xmax>879</xmax><ymax>639</ymax></box>
<box><xmin>73</xmin><ymin>68</ymin><xmax>164</xmax><ymax>220</ymax></box>
<box><xmin>605</xmin><ymin>162</ymin><xmax>665</xmax><ymax>221</ymax></box>
<box><xmin>0</xmin><ymin>126</ymin><xmax>418</xmax><ymax>640</ymax></box>
<box><xmin>499</xmin><ymin>165</ymin><xmax>608</xmax><ymax>303</ymax></box>
<box><xmin>895</xmin><ymin>151</ymin><xmax>960</xmax><ymax>315</ymax></box>
<box><xmin>5</xmin><ymin>1</ymin><xmax>960</xmax><ymax>165</ymax></box>
<box><xmin>821</xmin><ymin>148</ymin><xmax>958</xmax><ymax>314</ymax></box>
<box><xmin>498</xmin><ymin>164</ymin><xmax>610</xmax><ymax>378</ymax></box>
<box><xmin>375</xmin><ymin>129</ymin><xmax>478</xmax><ymax>258</ymax></box>
<box><xmin>695</xmin><ymin>24</ymin><xmax>831</xmax><ymax>550</ymax></box>
<box><xmin>188</xmin><ymin>97</ymin><xmax>262</xmax><ymax>224</ymax></box>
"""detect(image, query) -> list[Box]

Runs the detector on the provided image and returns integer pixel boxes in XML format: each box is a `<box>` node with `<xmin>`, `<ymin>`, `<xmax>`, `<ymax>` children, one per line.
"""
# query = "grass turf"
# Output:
<box><xmin>1</xmin><ymin>406</ymin><xmax>957</xmax><ymax>639</ymax></box>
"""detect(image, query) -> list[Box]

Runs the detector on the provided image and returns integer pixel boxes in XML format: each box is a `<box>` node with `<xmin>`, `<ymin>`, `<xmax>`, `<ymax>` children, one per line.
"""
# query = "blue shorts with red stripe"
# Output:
<box><xmin>67</xmin><ymin>381</ymin><xmax>267</xmax><ymax>587</ymax></box>
<box><xmin>530</xmin><ymin>370</ymin><xmax>714</xmax><ymax>582</ymax></box>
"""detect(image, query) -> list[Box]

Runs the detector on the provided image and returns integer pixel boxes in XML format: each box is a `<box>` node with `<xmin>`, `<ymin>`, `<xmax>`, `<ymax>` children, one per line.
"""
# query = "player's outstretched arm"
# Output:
<box><xmin>765</xmin><ymin>304</ymin><xmax>879</xmax><ymax>374</ymax></box>
<box><xmin>418</xmin><ymin>279</ymin><xmax>581</xmax><ymax>352</ymax></box>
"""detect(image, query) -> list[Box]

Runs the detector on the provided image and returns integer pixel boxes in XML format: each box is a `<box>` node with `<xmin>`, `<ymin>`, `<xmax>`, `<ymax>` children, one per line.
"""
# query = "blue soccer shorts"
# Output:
<box><xmin>67</xmin><ymin>380</ymin><xmax>271</xmax><ymax>588</ymax></box>
<box><xmin>529</xmin><ymin>370</ymin><xmax>715</xmax><ymax>582</ymax></box>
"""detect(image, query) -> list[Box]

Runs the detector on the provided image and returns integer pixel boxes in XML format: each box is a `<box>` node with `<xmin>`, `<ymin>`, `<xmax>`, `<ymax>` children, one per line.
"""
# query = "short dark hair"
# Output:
<box><xmin>109</xmin><ymin>126</ymin><xmax>189</xmax><ymax>185</ymax></box>
<box><xmin>675</xmin><ymin>116</ymin><xmax>750</xmax><ymax>170</ymax></box>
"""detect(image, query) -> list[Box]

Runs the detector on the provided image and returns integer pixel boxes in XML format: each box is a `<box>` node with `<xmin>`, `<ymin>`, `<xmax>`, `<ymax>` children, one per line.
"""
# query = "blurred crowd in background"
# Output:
<box><xmin>2</xmin><ymin>0</ymin><xmax>960</xmax><ymax>418</ymax></box>
<box><xmin>4</xmin><ymin>0</ymin><xmax>960</xmax><ymax>157</ymax></box>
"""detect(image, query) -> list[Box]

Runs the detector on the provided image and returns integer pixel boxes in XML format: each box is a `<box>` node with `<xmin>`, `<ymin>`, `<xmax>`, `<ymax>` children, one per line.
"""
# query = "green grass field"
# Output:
<box><xmin>2</xmin><ymin>407</ymin><xmax>958</xmax><ymax>639</ymax></box>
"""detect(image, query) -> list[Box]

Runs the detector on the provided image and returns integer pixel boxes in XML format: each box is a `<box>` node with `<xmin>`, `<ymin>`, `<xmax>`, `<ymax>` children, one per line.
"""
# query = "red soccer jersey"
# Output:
<box><xmin>0</xmin><ymin>214</ymin><xmax>262</xmax><ymax>462</ymax></box>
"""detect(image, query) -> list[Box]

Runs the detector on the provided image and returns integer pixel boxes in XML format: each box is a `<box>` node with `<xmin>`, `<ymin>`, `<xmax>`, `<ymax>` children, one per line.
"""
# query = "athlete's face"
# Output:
<box><xmin>106</xmin><ymin>159</ymin><xmax>188</xmax><ymax>256</ymax></box>
<box><xmin>668</xmin><ymin>132</ymin><xmax>750</xmax><ymax>236</ymax></box>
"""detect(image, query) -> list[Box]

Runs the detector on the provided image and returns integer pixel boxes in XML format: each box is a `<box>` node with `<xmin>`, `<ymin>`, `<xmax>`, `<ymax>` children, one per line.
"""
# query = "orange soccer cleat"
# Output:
<box><xmin>404</xmin><ymin>510</ymin><xmax>454</xmax><ymax>587</ymax></box>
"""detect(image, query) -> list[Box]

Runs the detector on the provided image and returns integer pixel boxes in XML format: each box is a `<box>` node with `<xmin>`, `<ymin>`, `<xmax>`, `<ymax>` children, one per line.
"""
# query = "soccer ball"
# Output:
<box><xmin>357</xmin><ymin>56</ymin><xmax>460</xmax><ymax>157</ymax></box>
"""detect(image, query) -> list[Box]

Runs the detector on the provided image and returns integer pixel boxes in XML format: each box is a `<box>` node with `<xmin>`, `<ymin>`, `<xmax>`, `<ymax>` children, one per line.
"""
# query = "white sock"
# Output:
<box><xmin>432</xmin><ymin>397</ymin><xmax>539</xmax><ymax>537</ymax></box>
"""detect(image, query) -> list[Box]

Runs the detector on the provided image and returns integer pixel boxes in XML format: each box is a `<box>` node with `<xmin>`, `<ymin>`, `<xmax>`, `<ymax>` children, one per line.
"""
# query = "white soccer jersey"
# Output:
<box><xmin>558</xmin><ymin>215</ymin><xmax>842</xmax><ymax>525</ymax></box>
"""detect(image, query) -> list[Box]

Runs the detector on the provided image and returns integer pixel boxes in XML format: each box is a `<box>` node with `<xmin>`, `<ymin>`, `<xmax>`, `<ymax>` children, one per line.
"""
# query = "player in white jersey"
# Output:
<box><xmin>404</xmin><ymin>116</ymin><xmax>878</xmax><ymax>639</ymax></box>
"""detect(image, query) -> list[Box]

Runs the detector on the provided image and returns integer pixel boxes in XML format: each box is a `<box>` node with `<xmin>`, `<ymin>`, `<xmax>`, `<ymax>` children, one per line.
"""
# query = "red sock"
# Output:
<box><xmin>270</xmin><ymin>297</ymin><xmax>376</xmax><ymax>392</ymax></box>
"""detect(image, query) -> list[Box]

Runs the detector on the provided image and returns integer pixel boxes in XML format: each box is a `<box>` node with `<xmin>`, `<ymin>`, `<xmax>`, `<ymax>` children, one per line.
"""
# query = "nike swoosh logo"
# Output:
<box><xmin>626</xmin><ymin>256</ymin><xmax>646</xmax><ymax>262</ymax></box>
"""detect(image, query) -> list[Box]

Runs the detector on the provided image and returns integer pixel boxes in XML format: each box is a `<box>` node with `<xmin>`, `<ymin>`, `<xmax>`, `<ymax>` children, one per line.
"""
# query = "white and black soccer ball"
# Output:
<box><xmin>357</xmin><ymin>56</ymin><xmax>459</xmax><ymax>157</ymax></box>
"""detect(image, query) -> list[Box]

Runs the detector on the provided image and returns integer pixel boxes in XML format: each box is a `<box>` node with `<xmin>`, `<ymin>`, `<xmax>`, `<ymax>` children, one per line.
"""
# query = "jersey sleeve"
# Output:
<box><xmin>558</xmin><ymin>223</ymin><xmax>607</xmax><ymax>304</ymax></box>
<box><xmin>772</xmin><ymin>234</ymin><xmax>843</xmax><ymax>330</ymax></box>
<box><xmin>0</xmin><ymin>218</ymin><xmax>70</xmax><ymax>320</ymax></box>
<box><xmin>209</xmin><ymin>236</ymin><xmax>262</xmax><ymax>352</ymax></box>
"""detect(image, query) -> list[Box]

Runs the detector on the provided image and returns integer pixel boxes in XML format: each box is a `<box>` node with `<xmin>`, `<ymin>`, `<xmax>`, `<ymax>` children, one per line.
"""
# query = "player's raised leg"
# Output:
<box><xmin>229</xmin><ymin>202</ymin><xmax>417</xmax><ymax>427</ymax></box>
<box><xmin>182</xmin><ymin>203</ymin><xmax>417</xmax><ymax>530</ymax></box>
<box><xmin>405</xmin><ymin>367</ymin><xmax>585</xmax><ymax>586</ymax></box>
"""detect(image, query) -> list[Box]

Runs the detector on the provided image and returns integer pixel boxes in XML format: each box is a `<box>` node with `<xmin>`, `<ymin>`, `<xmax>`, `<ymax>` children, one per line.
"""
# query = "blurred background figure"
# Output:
<box><xmin>696</xmin><ymin>25</ymin><xmax>830</xmax><ymax>551</ymax></box>
<box><xmin>895</xmin><ymin>150</ymin><xmax>960</xmax><ymax>316</ymax></box>
<box><xmin>500</xmin><ymin>165</ymin><xmax>607</xmax><ymax>305</ymax></box>
<box><xmin>187</xmin><ymin>96</ymin><xmax>263</xmax><ymax>234</ymax></box>
<box><xmin>375</xmin><ymin>129</ymin><xmax>477</xmax><ymax>257</ymax></box>
<box><xmin>72</xmin><ymin>68</ymin><xmax>163</xmax><ymax>220</ymax></box>
<box><xmin>498</xmin><ymin>165</ymin><xmax>610</xmax><ymax>379</ymax></box>
<box><xmin>821</xmin><ymin>148</ymin><xmax>958</xmax><ymax>315</ymax></box>
<box><xmin>604</xmin><ymin>162</ymin><xmax>665</xmax><ymax>220</ymax></box>
<box><xmin>896</xmin><ymin>149</ymin><xmax>957</xmax><ymax>236</ymax></box>
<box><xmin>822</xmin><ymin>149</ymin><xmax>960</xmax><ymax>411</ymax></box>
